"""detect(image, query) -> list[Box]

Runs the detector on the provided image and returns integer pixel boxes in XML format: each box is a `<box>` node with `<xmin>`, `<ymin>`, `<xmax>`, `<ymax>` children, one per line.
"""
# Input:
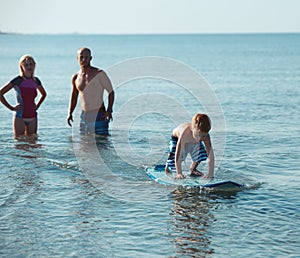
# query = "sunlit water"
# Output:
<box><xmin>0</xmin><ymin>34</ymin><xmax>300</xmax><ymax>257</ymax></box>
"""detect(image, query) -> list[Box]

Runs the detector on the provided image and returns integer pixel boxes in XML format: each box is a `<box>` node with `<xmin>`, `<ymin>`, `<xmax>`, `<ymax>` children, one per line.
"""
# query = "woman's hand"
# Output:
<box><xmin>12</xmin><ymin>104</ymin><xmax>22</xmax><ymax>111</ymax></box>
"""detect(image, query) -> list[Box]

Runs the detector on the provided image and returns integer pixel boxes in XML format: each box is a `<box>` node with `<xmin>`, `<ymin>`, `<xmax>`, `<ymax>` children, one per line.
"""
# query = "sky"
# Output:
<box><xmin>0</xmin><ymin>0</ymin><xmax>299</xmax><ymax>34</ymax></box>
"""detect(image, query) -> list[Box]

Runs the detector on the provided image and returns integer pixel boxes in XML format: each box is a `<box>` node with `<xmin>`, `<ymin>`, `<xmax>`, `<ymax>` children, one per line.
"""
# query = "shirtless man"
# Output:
<box><xmin>165</xmin><ymin>113</ymin><xmax>215</xmax><ymax>179</ymax></box>
<box><xmin>67</xmin><ymin>48</ymin><xmax>115</xmax><ymax>135</ymax></box>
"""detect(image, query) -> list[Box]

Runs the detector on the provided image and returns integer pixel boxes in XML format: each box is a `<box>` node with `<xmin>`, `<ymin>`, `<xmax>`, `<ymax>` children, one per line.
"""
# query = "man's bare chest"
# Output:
<box><xmin>76</xmin><ymin>73</ymin><xmax>98</xmax><ymax>91</ymax></box>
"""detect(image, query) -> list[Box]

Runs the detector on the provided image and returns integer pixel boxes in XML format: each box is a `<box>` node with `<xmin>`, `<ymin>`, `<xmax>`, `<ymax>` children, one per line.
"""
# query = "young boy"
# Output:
<box><xmin>165</xmin><ymin>113</ymin><xmax>214</xmax><ymax>179</ymax></box>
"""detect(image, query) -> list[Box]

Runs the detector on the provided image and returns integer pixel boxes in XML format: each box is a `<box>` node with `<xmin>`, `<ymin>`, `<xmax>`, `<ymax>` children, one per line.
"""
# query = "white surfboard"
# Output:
<box><xmin>146</xmin><ymin>165</ymin><xmax>244</xmax><ymax>190</ymax></box>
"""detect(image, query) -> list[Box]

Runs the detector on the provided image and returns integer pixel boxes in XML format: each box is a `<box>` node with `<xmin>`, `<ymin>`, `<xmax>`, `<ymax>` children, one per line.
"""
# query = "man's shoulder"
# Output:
<box><xmin>96</xmin><ymin>69</ymin><xmax>110</xmax><ymax>81</ymax></box>
<box><xmin>72</xmin><ymin>72</ymin><xmax>79</xmax><ymax>81</ymax></box>
<box><xmin>95</xmin><ymin>68</ymin><xmax>104</xmax><ymax>75</ymax></box>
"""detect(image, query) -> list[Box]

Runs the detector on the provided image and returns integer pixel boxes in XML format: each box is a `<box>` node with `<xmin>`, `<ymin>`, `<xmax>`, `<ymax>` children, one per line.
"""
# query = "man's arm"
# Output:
<box><xmin>105</xmin><ymin>90</ymin><xmax>114</xmax><ymax>122</ymax></box>
<box><xmin>107</xmin><ymin>90</ymin><xmax>114</xmax><ymax>111</ymax></box>
<box><xmin>67</xmin><ymin>75</ymin><xmax>79</xmax><ymax>127</ymax></box>
<box><xmin>99</xmin><ymin>71</ymin><xmax>114</xmax><ymax>122</ymax></box>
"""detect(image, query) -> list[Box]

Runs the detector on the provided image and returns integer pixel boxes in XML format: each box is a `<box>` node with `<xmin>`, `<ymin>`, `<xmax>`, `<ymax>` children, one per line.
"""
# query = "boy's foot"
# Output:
<box><xmin>190</xmin><ymin>170</ymin><xmax>204</xmax><ymax>177</ymax></box>
<box><xmin>165</xmin><ymin>166</ymin><xmax>172</xmax><ymax>174</ymax></box>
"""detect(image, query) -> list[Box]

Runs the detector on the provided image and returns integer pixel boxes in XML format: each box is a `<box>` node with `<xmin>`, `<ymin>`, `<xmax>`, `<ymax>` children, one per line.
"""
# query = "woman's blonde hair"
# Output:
<box><xmin>192</xmin><ymin>113</ymin><xmax>211</xmax><ymax>133</ymax></box>
<box><xmin>19</xmin><ymin>55</ymin><xmax>36</xmax><ymax>77</ymax></box>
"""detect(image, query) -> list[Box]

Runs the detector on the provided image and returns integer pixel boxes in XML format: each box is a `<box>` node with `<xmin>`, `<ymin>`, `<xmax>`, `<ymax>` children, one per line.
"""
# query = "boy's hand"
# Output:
<box><xmin>175</xmin><ymin>173</ymin><xmax>186</xmax><ymax>179</ymax></box>
<box><xmin>203</xmin><ymin>174</ymin><xmax>214</xmax><ymax>179</ymax></box>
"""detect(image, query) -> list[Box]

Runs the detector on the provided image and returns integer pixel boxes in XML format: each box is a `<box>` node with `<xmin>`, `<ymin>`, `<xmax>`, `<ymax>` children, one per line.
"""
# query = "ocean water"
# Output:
<box><xmin>0</xmin><ymin>33</ymin><xmax>299</xmax><ymax>257</ymax></box>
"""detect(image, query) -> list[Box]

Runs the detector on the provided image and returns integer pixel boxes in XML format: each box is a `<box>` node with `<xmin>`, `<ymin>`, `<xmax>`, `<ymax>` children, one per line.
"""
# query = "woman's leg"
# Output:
<box><xmin>13</xmin><ymin>117</ymin><xmax>26</xmax><ymax>137</ymax></box>
<box><xmin>25</xmin><ymin>117</ymin><xmax>38</xmax><ymax>135</ymax></box>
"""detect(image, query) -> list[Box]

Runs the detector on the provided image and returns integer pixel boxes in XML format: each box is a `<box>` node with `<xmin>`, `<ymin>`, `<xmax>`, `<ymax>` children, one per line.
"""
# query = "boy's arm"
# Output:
<box><xmin>175</xmin><ymin>138</ymin><xmax>184</xmax><ymax>179</ymax></box>
<box><xmin>203</xmin><ymin>134</ymin><xmax>215</xmax><ymax>178</ymax></box>
<box><xmin>175</xmin><ymin>127</ymin><xmax>190</xmax><ymax>179</ymax></box>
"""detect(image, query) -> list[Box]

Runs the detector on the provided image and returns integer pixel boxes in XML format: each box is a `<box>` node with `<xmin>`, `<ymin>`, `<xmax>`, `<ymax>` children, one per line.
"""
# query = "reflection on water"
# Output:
<box><xmin>170</xmin><ymin>188</ymin><xmax>240</xmax><ymax>257</ymax></box>
<box><xmin>14</xmin><ymin>135</ymin><xmax>42</xmax><ymax>159</ymax></box>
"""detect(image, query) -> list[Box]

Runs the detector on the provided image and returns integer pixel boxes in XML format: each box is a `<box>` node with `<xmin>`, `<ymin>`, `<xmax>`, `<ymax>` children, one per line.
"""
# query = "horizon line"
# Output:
<box><xmin>1</xmin><ymin>31</ymin><xmax>300</xmax><ymax>36</ymax></box>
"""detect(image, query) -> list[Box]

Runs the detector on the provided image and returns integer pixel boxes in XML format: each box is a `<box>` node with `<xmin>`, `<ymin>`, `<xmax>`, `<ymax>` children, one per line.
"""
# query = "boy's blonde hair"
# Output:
<box><xmin>19</xmin><ymin>55</ymin><xmax>36</xmax><ymax>77</ymax></box>
<box><xmin>192</xmin><ymin>113</ymin><xmax>211</xmax><ymax>133</ymax></box>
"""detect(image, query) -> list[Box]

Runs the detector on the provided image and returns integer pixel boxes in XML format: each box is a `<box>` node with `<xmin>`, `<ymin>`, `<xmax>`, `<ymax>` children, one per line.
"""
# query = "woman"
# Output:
<box><xmin>0</xmin><ymin>55</ymin><xmax>47</xmax><ymax>137</ymax></box>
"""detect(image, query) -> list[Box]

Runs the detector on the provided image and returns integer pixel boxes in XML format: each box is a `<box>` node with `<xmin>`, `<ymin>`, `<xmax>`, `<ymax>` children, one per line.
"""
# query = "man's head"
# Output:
<box><xmin>77</xmin><ymin>47</ymin><xmax>92</xmax><ymax>68</ymax></box>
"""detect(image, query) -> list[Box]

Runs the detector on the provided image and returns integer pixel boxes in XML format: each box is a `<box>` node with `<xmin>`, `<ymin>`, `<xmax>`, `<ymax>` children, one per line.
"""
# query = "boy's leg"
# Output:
<box><xmin>190</xmin><ymin>142</ymin><xmax>208</xmax><ymax>176</ymax></box>
<box><xmin>190</xmin><ymin>161</ymin><xmax>203</xmax><ymax>176</ymax></box>
<box><xmin>165</xmin><ymin>136</ymin><xmax>178</xmax><ymax>173</ymax></box>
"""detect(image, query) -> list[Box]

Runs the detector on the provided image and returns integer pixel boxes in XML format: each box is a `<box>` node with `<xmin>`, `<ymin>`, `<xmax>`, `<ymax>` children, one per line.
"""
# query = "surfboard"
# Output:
<box><xmin>146</xmin><ymin>164</ymin><xmax>244</xmax><ymax>190</ymax></box>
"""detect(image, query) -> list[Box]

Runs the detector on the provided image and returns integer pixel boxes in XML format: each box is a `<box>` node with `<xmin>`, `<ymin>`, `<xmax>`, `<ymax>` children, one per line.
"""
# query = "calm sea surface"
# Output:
<box><xmin>0</xmin><ymin>34</ymin><xmax>299</xmax><ymax>257</ymax></box>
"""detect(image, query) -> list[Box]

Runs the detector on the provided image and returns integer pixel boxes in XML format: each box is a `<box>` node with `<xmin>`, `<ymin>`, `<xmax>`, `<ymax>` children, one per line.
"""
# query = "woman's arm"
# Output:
<box><xmin>0</xmin><ymin>83</ymin><xmax>20</xmax><ymax>111</ymax></box>
<box><xmin>36</xmin><ymin>84</ymin><xmax>47</xmax><ymax>110</ymax></box>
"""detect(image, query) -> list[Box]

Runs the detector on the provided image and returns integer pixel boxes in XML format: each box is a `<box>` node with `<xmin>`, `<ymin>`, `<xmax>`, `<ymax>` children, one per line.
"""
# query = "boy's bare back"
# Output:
<box><xmin>172</xmin><ymin>123</ymin><xmax>197</xmax><ymax>145</ymax></box>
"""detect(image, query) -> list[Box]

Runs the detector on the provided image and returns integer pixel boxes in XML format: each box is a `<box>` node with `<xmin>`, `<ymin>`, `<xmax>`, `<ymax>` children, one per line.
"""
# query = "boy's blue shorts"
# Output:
<box><xmin>166</xmin><ymin>136</ymin><xmax>207</xmax><ymax>171</ymax></box>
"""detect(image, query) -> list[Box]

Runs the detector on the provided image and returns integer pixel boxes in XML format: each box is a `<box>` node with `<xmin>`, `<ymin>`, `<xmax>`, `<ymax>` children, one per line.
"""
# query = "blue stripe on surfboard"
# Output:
<box><xmin>146</xmin><ymin>169</ymin><xmax>173</xmax><ymax>186</ymax></box>
<box><xmin>154</xmin><ymin>164</ymin><xmax>166</xmax><ymax>170</ymax></box>
<box><xmin>203</xmin><ymin>181</ymin><xmax>243</xmax><ymax>188</ymax></box>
